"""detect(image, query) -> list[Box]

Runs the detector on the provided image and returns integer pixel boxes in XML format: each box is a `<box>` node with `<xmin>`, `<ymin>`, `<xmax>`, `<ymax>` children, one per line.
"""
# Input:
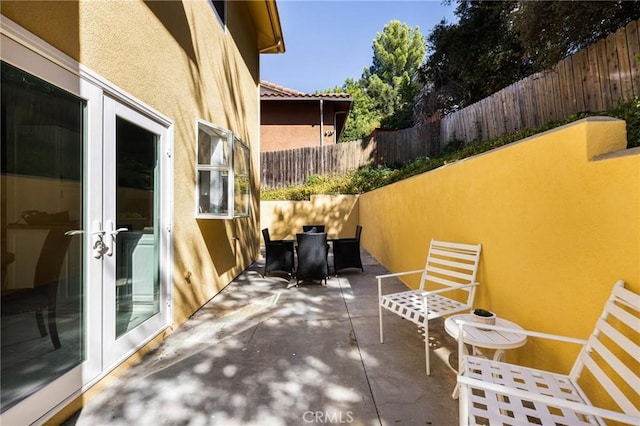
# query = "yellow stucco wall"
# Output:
<box><xmin>260</xmin><ymin>195</ymin><xmax>360</xmax><ymax>240</ymax></box>
<box><xmin>3</xmin><ymin>1</ymin><xmax>262</xmax><ymax>325</ymax></box>
<box><xmin>359</xmin><ymin>117</ymin><xmax>639</xmax><ymax>375</ymax></box>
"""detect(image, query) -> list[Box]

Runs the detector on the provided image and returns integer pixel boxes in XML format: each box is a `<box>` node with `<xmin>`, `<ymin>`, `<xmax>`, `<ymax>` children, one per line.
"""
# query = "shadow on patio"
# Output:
<box><xmin>64</xmin><ymin>249</ymin><xmax>460</xmax><ymax>425</ymax></box>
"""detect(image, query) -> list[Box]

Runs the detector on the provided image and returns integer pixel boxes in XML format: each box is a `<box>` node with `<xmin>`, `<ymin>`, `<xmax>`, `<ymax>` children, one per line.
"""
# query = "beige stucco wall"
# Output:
<box><xmin>260</xmin><ymin>101</ymin><xmax>337</xmax><ymax>151</ymax></box>
<box><xmin>1</xmin><ymin>0</ymin><xmax>263</xmax><ymax>340</ymax></box>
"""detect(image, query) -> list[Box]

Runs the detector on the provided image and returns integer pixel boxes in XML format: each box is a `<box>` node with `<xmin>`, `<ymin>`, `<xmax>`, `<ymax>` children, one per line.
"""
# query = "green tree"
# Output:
<box><xmin>363</xmin><ymin>20</ymin><xmax>426</xmax><ymax>128</ymax></box>
<box><xmin>338</xmin><ymin>78</ymin><xmax>380</xmax><ymax>142</ymax></box>
<box><xmin>417</xmin><ymin>0</ymin><xmax>640</xmax><ymax>117</ymax></box>
<box><xmin>513</xmin><ymin>1</ymin><xmax>640</xmax><ymax>69</ymax></box>
<box><xmin>328</xmin><ymin>20</ymin><xmax>427</xmax><ymax>141</ymax></box>
<box><xmin>418</xmin><ymin>1</ymin><xmax>533</xmax><ymax>114</ymax></box>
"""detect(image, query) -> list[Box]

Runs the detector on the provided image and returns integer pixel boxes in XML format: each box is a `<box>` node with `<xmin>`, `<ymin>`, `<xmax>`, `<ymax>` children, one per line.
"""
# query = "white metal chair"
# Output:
<box><xmin>377</xmin><ymin>239</ymin><xmax>482</xmax><ymax>375</ymax></box>
<box><xmin>456</xmin><ymin>280</ymin><xmax>640</xmax><ymax>426</ymax></box>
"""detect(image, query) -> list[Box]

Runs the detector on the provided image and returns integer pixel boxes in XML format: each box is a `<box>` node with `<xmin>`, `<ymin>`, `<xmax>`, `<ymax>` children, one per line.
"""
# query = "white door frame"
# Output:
<box><xmin>102</xmin><ymin>96</ymin><xmax>172</xmax><ymax>368</ymax></box>
<box><xmin>1</xmin><ymin>16</ymin><xmax>173</xmax><ymax>425</ymax></box>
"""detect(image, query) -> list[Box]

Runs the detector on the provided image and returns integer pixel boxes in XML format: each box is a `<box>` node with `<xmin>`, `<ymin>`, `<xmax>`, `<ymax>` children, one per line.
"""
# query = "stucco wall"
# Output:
<box><xmin>2</xmin><ymin>0</ymin><xmax>262</xmax><ymax>325</ymax></box>
<box><xmin>261</xmin><ymin>100</ymin><xmax>337</xmax><ymax>151</ymax></box>
<box><xmin>260</xmin><ymin>195</ymin><xmax>359</xmax><ymax>240</ymax></box>
<box><xmin>359</xmin><ymin>117</ymin><xmax>639</xmax><ymax>377</ymax></box>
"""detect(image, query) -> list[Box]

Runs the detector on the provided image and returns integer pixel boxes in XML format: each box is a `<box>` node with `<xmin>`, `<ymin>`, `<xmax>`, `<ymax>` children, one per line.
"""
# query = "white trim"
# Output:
<box><xmin>194</xmin><ymin>118</ymin><xmax>250</xmax><ymax>219</ymax></box>
<box><xmin>208</xmin><ymin>0</ymin><xmax>227</xmax><ymax>30</ymax></box>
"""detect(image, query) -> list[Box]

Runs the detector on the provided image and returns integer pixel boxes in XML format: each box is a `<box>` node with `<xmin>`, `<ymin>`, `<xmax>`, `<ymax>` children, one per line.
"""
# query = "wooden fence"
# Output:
<box><xmin>441</xmin><ymin>19</ymin><xmax>640</xmax><ymax>142</ymax></box>
<box><xmin>261</xmin><ymin>19</ymin><xmax>640</xmax><ymax>189</ymax></box>
<box><xmin>260</xmin><ymin>124</ymin><xmax>439</xmax><ymax>188</ymax></box>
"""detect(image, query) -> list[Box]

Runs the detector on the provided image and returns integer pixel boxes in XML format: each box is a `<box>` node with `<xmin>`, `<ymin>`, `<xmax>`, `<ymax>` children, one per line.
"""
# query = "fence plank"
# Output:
<box><xmin>587</xmin><ymin>42</ymin><xmax>605</xmax><ymax>112</ymax></box>
<box><xmin>606</xmin><ymin>30</ymin><xmax>622</xmax><ymax>105</ymax></box>
<box><xmin>626</xmin><ymin>20</ymin><xmax>640</xmax><ymax>98</ymax></box>
<box><xmin>571</xmin><ymin>49</ymin><xmax>587</xmax><ymax>113</ymax></box>
<box><xmin>596</xmin><ymin>40</ymin><xmax>612</xmax><ymax>111</ymax></box>
<box><xmin>615</xmin><ymin>27</ymin><xmax>634</xmax><ymax>101</ymax></box>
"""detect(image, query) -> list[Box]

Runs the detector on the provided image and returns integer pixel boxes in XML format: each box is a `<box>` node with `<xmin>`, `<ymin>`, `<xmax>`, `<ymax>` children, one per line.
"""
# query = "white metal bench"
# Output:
<box><xmin>457</xmin><ymin>280</ymin><xmax>640</xmax><ymax>425</ymax></box>
<box><xmin>377</xmin><ymin>239</ymin><xmax>482</xmax><ymax>375</ymax></box>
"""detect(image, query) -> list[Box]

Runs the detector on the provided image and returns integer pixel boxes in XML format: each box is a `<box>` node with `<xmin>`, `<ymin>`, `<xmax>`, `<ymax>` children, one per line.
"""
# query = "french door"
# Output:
<box><xmin>101</xmin><ymin>97</ymin><xmax>169</xmax><ymax>368</ymax></box>
<box><xmin>1</xmin><ymin>21</ymin><xmax>172</xmax><ymax>425</ymax></box>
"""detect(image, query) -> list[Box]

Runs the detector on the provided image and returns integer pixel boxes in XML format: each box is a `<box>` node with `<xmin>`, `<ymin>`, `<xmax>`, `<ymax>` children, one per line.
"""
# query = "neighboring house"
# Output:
<box><xmin>260</xmin><ymin>80</ymin><xmax>353</xmax><ymax>151</ymax></box>
<box><xmin>0</xmin><ymin>1</ymin><xmax>284</xmax><ymax>424</ymax></box>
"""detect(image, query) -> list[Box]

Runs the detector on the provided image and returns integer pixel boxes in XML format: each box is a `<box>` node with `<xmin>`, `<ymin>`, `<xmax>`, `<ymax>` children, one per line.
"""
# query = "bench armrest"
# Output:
<box><xmin>457</xmin><ymin>373</ymin><xmax>639</xmax><ymax>425</ymax></box>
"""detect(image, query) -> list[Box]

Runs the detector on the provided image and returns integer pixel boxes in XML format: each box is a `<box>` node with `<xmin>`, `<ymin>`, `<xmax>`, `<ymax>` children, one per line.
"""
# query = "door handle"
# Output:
<box><xmin>64</xmin><ymin>228</ymin><xmax>109</xmax><ymax>259</ymax></box>
<box><xmin>105</xmin><ymin>220</ymin><xmax>128</xmax><ymax>257</ymax></box>
<box><xmin>91</xmin><ymin>223</ymin><xmax>108</xmax><ymax>259</ymax></box>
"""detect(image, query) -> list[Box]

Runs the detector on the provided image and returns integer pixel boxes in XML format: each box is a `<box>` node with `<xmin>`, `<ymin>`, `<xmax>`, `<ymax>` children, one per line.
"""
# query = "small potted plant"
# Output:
<box><xmin>471</xmin><ymin>308</ymin><xmax>496</xmax><ymax>327</ymax></box>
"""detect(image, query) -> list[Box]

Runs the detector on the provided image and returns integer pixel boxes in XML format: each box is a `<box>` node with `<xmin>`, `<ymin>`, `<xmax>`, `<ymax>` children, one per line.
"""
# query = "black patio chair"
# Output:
<box><xmin>261</xmin><ymin>228</ymin><xmax>295</xmax><ymax>278</ymax></box>
<box><xmin>332</xmin><ymin>225</ymin><xmax>364</xmax><ymax>275</ymax></box>
<box><xmin>295</xmin><ymin>232</ymin><xmax>329</xmax><ymax>286</ymax></box>
<box><xmin>302</xmin><ymin>225</ymin><xmax>325</xmax><ymax>233</ymax></box>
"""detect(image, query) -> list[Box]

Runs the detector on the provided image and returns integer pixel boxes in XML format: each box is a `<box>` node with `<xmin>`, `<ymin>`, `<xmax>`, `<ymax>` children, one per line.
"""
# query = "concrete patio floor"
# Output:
<box><xmin>63</xmin><ymin>249</ymin><xmax>461</xmax><ymax>426</ymax></box>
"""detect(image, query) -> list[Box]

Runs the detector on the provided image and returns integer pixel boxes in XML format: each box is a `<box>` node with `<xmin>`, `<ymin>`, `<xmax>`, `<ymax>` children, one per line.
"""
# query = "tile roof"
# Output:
<box><xmin>260</xmin><ymin>80</ymin><xmax>352</xmax><ymax>100</ymax></box>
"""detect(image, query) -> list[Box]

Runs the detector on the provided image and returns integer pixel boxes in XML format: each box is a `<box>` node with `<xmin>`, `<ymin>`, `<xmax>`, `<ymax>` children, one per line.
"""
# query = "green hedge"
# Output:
<box><xmin>261</xmin><ymin>99</ymin><xmax>640</xmax><ymax>201</ymax></box>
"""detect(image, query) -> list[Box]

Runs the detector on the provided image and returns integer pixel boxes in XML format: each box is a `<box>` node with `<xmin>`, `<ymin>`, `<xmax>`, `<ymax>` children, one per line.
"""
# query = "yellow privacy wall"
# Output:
<box><xmin>260</xmin><ymin>195</ymin><xmax>360</xmax><ymax>240</ymax></box>
<box><xmin>360</xmin><ymin>117</ymin><xmax>639</xmax><ymax>371</ymax></box>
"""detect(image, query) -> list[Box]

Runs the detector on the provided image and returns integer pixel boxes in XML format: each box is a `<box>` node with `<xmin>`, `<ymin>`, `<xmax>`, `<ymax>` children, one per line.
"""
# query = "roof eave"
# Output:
<box><xmin>248</xmin><ymin>0</ymin><xmax>285</xmax><ymax>54</ymax></box>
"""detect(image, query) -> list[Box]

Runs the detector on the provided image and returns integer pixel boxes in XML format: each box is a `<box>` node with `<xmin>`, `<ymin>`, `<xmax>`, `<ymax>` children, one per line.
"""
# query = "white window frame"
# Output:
<box><xmin>209</xmin><ymin>0</ymin><xmax>226</xmax><ymax>27</ymax></box>
<box><xmin>195</xmin><ymin>119</ymin><xmax>250</xmax><ymax>219</ymax></box>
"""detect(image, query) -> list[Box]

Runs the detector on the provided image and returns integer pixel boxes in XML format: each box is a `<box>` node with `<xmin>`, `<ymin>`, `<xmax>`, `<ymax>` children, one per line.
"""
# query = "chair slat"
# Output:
<box><xmin>429</xmin><ymin>247</ymin><xmax>480</xmax><ymax>263</ymax></box>
<box><xmin>612</xmin><ymin>284</ymin><xmax>640</xmax><ymax>310</ymax></box>
<box><xmin>430</xmin><ymin>240</ymin><xmax>481</xmax><ymax>252</ymax></box>
<box><xmin>607</xmin><ymin>300</ymin><xmax>640</xmax><ymax>338</ymax></box>
<box><xmin>427</xmin><ymin>256</ymin><xmax>478</xmax><ymax>271</ymax></box>
<box><xmin>581</xmin><ymin>354</ymin><xmax>640</xmax><ymax>416</ymax></box>
<box><xmin>593</xmin><ymin>317</ymin><xmax>640</xmax><ymax>366</ymax></box>
<box><xmin>426</xmin><ymin>265</ymin><xmax>476</xmax><ymax>282</ymax></box>
<box><xmin>423</xmin><ymin>274</ymin><xmax>475</xmax><ymax>290</ymax></box>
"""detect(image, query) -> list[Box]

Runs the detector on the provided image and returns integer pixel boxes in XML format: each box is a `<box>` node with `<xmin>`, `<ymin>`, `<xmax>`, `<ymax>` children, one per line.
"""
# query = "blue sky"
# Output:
<box><xmin>260</xmin><ymin>0</ymin><xmax>458</xmax><ymax>94</ymax></box>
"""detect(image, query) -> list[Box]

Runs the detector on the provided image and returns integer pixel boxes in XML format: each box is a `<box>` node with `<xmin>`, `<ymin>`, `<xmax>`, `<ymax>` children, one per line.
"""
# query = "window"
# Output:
<box><xmin>196</xmin><ymin>120</ymin><xmax>250</xmax><ymax>219</ymax></box>
<box><xmin>210</xmin><ymin>0</ymin><xmax>226</xmax><ymax>26</ymax></box>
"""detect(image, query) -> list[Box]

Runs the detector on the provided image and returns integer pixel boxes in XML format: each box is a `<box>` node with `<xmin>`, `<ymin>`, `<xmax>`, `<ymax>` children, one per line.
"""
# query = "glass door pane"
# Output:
<box><xmin>103</xmin><ymin>98</ymin><xmax>167</xmax><ymax>368</ymax></box>
<box><xmin>1</xmin><ymin>62</ymin><xmax>85</xmax><ymax>412</ymax></box>
<box><xmin>114</xmin><ymin>117</ymin><xmax>160</xmax><ymax>338</ymax></box>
